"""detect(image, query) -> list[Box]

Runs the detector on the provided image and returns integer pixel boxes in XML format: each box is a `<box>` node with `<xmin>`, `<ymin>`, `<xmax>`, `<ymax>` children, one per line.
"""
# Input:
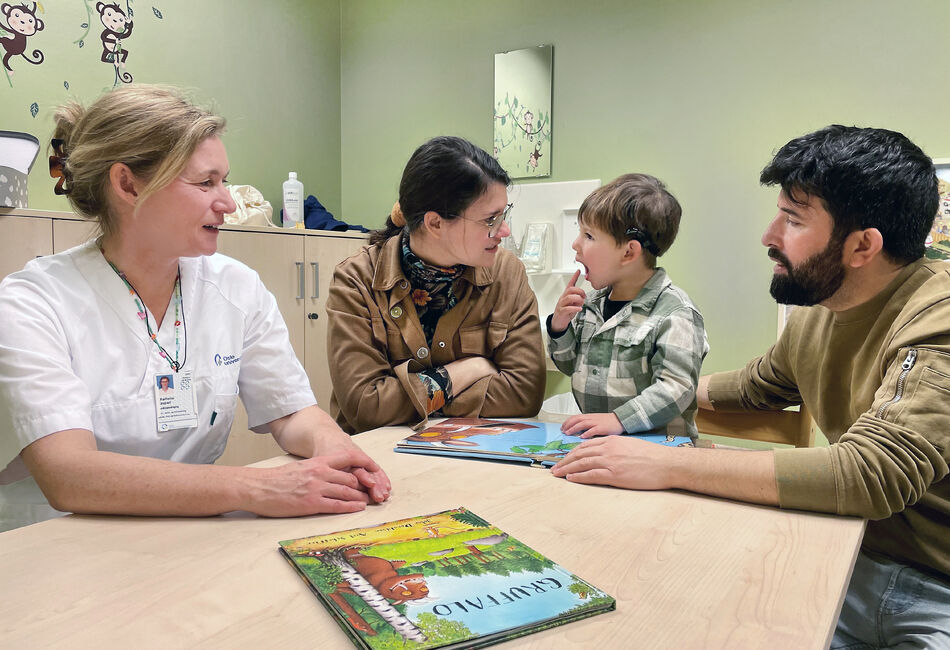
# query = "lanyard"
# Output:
<box><xmin>106</xmin><ymin>258</ymin><xmax>187</xmax><ymax>372</ymax></box>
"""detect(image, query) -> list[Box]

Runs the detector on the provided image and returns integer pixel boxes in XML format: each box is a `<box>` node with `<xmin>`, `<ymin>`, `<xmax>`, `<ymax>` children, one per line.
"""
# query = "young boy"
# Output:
<box><xmin>547</xmin><ymin>173</ymin><xmax>708</xmax><ymax>439</ymax></box>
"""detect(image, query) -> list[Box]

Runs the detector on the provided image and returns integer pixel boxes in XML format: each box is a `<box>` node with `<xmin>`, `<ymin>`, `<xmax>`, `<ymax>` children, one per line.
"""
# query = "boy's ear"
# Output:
<box><xmin>619</xmin><ymin>238</ymin><xmax>642</xmax><ymax>265</ymax></box>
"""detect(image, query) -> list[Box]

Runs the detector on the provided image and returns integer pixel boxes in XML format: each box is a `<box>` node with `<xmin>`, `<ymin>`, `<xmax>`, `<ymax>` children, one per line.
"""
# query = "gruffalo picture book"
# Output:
<box><xmin>278</xmin><ymin>507</ymin><xmax>615</xmax><ymax>650</ymax></box>
<box><xmin>394</xmin><ymin>417</ymin><xmax>694</xmax><ymax>467</ymax></box>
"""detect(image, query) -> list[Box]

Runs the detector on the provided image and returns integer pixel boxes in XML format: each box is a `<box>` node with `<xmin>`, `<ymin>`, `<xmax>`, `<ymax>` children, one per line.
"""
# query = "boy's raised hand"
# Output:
<box><xmin>551</xmin><ymin>269</ymin><xmax>586</xmax><ymax>333</ymax></box>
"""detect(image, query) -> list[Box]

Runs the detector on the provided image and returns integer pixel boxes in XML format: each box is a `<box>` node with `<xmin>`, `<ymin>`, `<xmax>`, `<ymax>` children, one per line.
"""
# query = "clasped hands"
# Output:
<box><xmin>259</xmin><ymin>448</ymin><xmax>392</xmax><ymax>517</ymax></box>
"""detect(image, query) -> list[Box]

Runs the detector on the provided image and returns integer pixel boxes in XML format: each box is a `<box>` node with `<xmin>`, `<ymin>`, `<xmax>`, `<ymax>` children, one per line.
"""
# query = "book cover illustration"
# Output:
<box><xmin>394</xmin><ymin>417</ymin><xmax>694</xmax><ymax>467</ymax></box>
<box><xmin>279</xmin><ymin>507</ymin><xmax>614</xmax><ymax>650</ymax></box>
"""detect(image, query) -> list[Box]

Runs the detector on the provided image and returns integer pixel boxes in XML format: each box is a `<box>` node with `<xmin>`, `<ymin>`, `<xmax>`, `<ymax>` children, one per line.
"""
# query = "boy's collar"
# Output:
<box><xmin>593</xmin><ymin>267</ymin><xmax>671</xmax><ymax>311</ymax></box>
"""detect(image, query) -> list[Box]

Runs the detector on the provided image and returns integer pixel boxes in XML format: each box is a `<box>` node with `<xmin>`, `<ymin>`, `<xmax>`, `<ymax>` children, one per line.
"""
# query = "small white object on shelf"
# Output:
<box><xmin>529</xmin><ymin>268</ymin><xmax>579</xmax><ymax>277</ymax></box>
<box><xmin>282</xmin><ymin>172</ymin><xmax>304</xmax><ymax>229</ymax></box>
<box><xmin>560</xmin><ymin>207</ymin><xmax>583</xmax><ymax>271</ymax></box>
<box><xmin>508</xmin><ymin>179</ymin><xmax>600</xmax><ymax>323</ymax></box>
<box><xmin>500</xmin><ymin>203</ymin><xmax>522</xmax><ymax>256</ymax></box>
<box><xmin>520</xmin><ymin>222</ymin><xmax>552</xmax><ymax>272</ymax></box>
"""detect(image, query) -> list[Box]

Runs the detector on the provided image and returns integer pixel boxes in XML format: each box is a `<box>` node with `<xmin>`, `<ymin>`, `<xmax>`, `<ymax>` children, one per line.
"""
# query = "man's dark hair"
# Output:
<box><xmin>760</xmin><ymin>125</ymin><xmax>937</xmax><ymax>264</ymax></box>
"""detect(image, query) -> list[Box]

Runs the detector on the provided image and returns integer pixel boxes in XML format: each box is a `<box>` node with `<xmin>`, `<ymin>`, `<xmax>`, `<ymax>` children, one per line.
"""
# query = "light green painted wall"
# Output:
<box><xmin>5</xmin><ymin>1</ymin><xmax>948</xmax><ymax>440</ymax></box>
<box><xmin>1</xmin><ymin>0</ymin><xmax>342</xmax><ymax>219</ymax></box>
<box><xmin>340</xmin><ymin>0</ymin><xmax>950</xmax><ymax>376</ymax></box>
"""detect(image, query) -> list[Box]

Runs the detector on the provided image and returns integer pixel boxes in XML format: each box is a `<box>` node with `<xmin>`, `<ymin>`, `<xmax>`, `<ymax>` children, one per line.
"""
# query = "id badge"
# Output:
<box><xmin>154</xmin><ymin>370</ymin><xmax>199</xmax><ymax>432</ymax></box>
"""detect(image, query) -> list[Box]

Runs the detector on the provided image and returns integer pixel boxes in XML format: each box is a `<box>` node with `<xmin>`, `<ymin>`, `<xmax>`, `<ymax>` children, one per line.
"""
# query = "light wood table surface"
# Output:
<box><xmin>0</xmin><ymin>424</ymin><xmax>865</xmax><ymax>649</ymax></box>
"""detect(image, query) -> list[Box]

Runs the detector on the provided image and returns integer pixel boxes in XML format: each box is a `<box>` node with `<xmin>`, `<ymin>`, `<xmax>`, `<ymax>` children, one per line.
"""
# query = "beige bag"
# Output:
<box><xmin>224</xmin><ymin>185</ymin><xmax>276</xmax><ymax>227</ymax></box>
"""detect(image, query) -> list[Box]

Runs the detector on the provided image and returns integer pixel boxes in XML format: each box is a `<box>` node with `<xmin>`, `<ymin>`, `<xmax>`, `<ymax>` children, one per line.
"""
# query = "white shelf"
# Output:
<box><xmin>527</xmin><ymin>267</ymin><xmax>581</xmax><ymax>277</ymax></box>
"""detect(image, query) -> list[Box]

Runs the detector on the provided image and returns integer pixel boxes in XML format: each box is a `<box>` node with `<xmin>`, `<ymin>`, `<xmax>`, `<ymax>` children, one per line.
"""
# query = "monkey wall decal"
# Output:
<box><xmin>97</xmin><ymin>1</ymin><xmax>133</xmax><ymax>83</ymax></box>
<box><xmin>528</xmin><ymin>144</ymin><xmax>543</xmax><ymax>170</ymax></box>
<box><xmin>0</xmin><ymin>1</ymin><xmax>45</xmax><ymax>75</ymax></box>
<box><xmin>523</xmin><ymin>110</ymin><xmax>534</xmax><ymax>142</ymax></box>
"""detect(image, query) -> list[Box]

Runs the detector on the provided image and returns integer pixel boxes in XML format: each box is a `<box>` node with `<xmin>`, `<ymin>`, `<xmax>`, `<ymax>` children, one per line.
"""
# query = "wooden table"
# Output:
<box><xmin>0</xmin><ymin>425</ymin><xmax>865</xmax><ymax>649</ymax></box>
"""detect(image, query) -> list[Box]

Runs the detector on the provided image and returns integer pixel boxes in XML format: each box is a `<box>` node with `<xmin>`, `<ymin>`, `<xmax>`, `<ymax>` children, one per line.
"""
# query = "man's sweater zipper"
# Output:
<box><xmin>876</xmin><ymin>349</ymin><xmax>918</xmax><ymax>418</ymax></box>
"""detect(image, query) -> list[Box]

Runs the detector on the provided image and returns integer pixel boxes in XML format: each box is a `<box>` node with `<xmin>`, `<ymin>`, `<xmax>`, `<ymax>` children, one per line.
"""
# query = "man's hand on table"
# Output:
<box><xmin>550</xmin><ymin>436</ymin><xmax>673</xmax><ymax>490</ymax></box>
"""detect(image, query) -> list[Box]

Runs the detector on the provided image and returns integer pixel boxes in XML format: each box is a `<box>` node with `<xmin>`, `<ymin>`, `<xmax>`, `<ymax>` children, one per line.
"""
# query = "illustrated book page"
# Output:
<box><xmin>394</xmin><ymin>417</ymin><xmax>694</xmax><ymax>467</ymax></box>
<box><xmin>278</xmin><ymin>507</ymin><xmax>615</xmax><ymax>650</ymax></box>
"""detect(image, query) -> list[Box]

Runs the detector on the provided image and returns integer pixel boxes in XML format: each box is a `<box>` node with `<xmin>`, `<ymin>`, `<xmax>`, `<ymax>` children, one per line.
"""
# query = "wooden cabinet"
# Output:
<box><xmin>0</xmin><ymin>213</ymin><xmax>52</xmax><ymax>277</ymax></box>
<box><xmin>217</xmin><ymin>229</ymin><xmax>307</xmax><ymax>363</ymax></box>
<box><xmin>0</xmin><ymin>211</ymin><xmax>98</xmax><ymax>271</ymax></box>
<box><xmin>0</xmin><ymin>208</ymin><xmax>368</xmax><ymax>467</ymax></box>
<box><xmin>304</xmin><ymin>235</ymin><xmax>367</xmax><ymax>408</ymax></box>
<box><xmin>211</xmin><ymin>227</ymin><xmax>367</xmax><ymax>465</ymax></box>
<box><xmin>53</xmin><ymin>218</ymin><xmax>98</xmax><ymax>252</ymax></box>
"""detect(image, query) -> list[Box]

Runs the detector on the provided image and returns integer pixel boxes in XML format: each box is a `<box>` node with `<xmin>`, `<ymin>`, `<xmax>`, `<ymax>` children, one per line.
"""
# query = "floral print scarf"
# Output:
<box><xmin>400</xmin><ymin>232</ymin><xmax>464</xmax><ymax>345</ymax></box>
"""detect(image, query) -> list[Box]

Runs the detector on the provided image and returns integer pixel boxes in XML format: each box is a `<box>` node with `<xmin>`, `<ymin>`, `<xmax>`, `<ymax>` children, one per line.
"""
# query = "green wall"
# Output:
<box><xmin>1</xmin><ymin>0</ymin><xmax>342</xmax><ymax>219</ymax></box>
<box><xmin>5</xmin><ymin>0</ymin><xmax>949</xmax><ymax>378</ymax></box>
<box><xmin>340</xmin><ymin>0</ymin><xmax>950</xmax><ymax>375</ymax></box>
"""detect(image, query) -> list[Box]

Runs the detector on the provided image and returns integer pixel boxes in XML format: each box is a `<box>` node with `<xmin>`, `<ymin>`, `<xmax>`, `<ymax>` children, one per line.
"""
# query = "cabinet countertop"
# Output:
<box><xmin>0</xmin><ymin>207</ymin><xmax>370</xmax><ymax>239</ymax></box>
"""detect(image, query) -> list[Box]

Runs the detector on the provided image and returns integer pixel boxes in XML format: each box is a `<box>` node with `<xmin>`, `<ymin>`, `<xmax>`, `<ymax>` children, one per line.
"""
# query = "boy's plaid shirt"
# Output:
<box><xmin>548</xmin><ymin>268</ymin><xmax>708</xmax><ymax>436</ymax></box>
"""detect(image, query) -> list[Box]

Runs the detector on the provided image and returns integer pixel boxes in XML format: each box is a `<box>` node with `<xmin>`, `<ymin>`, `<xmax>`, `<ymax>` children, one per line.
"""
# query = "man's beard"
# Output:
<box><xmin>768</xmin><ymin>237</ymin><xmax>846</xmax><ymax>306</ymax></box>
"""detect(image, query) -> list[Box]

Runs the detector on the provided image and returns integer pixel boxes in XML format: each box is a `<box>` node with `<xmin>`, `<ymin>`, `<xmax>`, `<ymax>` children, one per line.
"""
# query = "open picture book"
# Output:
<box><xmin>394</xmin><ymin>417</ymin><xmax>694</xmax><ymax>467</ymax></box>
<box><xmin>279</xmin><ymin>507</ymin><xmax>615</xmax><ymax>650</ymax></box>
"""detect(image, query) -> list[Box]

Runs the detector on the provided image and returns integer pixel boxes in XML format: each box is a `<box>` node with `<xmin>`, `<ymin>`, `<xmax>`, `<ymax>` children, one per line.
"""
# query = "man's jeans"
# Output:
<box><xmin>832</xmin><ymin>550</ymin><xmax>950</xmax><ymax>649</ymax></box>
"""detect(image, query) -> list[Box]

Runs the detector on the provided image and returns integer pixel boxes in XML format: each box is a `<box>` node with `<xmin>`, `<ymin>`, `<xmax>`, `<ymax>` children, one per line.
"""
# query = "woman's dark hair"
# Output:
<box><xmin>760</xmin><ymin>125</ymin><xmax>938</xmax><ymax>265</ymax></box>
<box><xmin>369</xmin><ymin>136</ymin><xmax>511</xmax><ymax>245</ymax></box>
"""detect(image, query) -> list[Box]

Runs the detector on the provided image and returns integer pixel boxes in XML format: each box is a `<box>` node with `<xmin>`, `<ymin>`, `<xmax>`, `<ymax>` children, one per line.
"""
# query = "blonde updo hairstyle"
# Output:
<box><xmin>51</xmin><ymin>84</ymin><xmax>226</xmax><ymax>240</ymax></box>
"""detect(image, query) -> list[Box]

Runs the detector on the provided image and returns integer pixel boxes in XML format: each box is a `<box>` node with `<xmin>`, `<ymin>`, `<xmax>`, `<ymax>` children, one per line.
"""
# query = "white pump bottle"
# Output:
<box><xmin>282</xmin><ymin>172</ymin><xmax>304</xmax><ymax>229</ymax></box>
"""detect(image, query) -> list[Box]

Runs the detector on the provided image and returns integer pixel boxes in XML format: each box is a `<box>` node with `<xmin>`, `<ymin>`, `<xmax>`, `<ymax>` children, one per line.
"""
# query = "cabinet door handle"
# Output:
<box><xmin>311</xmin><ymin>262</ymin><xmax>319</xmax><ymax>299</ymax></box>
<box><xmin>295</xmin><ymin>262</ymin><xmax>304</xmax><ymax>299</ymax></box>
<box><xmin>307</xmin><ymin>312</ymin><xmax>319</xmax><ymax>320</ymax></box>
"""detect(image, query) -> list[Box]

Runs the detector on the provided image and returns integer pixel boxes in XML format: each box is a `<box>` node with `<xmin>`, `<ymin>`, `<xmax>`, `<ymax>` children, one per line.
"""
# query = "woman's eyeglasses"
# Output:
<box><xmin>456</xmin><ymin>203</ymin><xmax>514</xmax><ymax>238</ymax></box>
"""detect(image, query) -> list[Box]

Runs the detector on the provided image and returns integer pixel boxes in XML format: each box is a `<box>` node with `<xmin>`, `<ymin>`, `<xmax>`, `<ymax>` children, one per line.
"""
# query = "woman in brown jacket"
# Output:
<box><xmin>326</xmin><ymin>137</ymin><xmax>546</xmax><ymax>433</ymax></box>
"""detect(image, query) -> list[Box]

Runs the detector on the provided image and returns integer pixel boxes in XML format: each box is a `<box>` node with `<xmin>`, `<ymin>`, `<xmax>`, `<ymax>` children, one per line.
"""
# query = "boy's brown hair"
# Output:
<box><xmin>577</xmin><ymin>173</ymin><xmax>682</xmax><ymax>268</ymax></box>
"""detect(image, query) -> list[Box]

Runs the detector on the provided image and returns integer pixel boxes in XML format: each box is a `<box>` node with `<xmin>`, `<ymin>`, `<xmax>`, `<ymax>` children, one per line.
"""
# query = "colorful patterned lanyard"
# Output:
<box><xmin>106</xmin><ymin>258</ymin><xmax>187</xmax><ymax>372</ymax></box>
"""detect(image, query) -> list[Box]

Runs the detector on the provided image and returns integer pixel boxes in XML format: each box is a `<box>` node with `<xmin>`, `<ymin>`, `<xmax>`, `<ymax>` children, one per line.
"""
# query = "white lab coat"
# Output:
<box><xmin>0</xmin><ymin>240</ymin><xmax>316</xmax><ymax>531</ymax></box>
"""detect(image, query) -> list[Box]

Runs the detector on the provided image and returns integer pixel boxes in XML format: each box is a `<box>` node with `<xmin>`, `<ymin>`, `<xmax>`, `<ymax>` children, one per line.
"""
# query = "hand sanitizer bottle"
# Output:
<box><xmin>282</xmin><ymin>172</ymin><xmax>304</xmax><ymax>229</ymax></box>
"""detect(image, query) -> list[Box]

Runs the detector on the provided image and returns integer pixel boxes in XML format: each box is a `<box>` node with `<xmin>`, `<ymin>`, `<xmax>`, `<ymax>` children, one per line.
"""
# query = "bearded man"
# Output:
<box><xmin>553</xmin><ymin>125</ymin><xmax>950</xmax><ymax>648</ymax></box>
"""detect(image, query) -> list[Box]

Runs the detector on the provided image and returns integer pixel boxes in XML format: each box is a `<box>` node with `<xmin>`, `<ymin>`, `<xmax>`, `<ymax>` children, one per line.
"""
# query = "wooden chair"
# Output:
<box><xmin>695</xmin><ymin>405</ymin><xmax>815</xmax><ymax>448</ymax></box>
<box><xmin>694</xmin><ymin>305</ymin><xmax>816</xmax><ymax>448</ymax></box>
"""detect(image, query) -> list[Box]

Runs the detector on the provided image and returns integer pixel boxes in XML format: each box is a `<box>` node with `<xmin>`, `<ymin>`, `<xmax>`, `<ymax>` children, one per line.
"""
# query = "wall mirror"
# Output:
<box><xmin>493</xmin><ymin>44</ymin><xmax>553</xmax><ymax>179</ymax></box>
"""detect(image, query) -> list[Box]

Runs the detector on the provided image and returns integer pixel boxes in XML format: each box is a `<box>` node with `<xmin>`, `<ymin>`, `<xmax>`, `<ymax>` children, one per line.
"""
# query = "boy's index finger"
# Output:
<box><xmin>568</xmin><ymin>269</ymin><xmax>581</xmax><ymax>287</ymax></box>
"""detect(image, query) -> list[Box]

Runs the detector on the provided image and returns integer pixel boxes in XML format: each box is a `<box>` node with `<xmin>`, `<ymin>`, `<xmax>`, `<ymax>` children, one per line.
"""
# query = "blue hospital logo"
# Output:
<box><xmin>214</xmin><ymin>354</ymin><xmax>240</xmax><ymax>367</ymax></box>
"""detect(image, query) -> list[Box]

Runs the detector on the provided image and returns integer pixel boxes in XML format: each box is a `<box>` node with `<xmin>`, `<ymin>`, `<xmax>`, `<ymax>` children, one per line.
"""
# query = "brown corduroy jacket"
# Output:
<box><xmin>326</xmin><ymin>235</ymin><xmax>546</xmax><ymax>434</ymax></box>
